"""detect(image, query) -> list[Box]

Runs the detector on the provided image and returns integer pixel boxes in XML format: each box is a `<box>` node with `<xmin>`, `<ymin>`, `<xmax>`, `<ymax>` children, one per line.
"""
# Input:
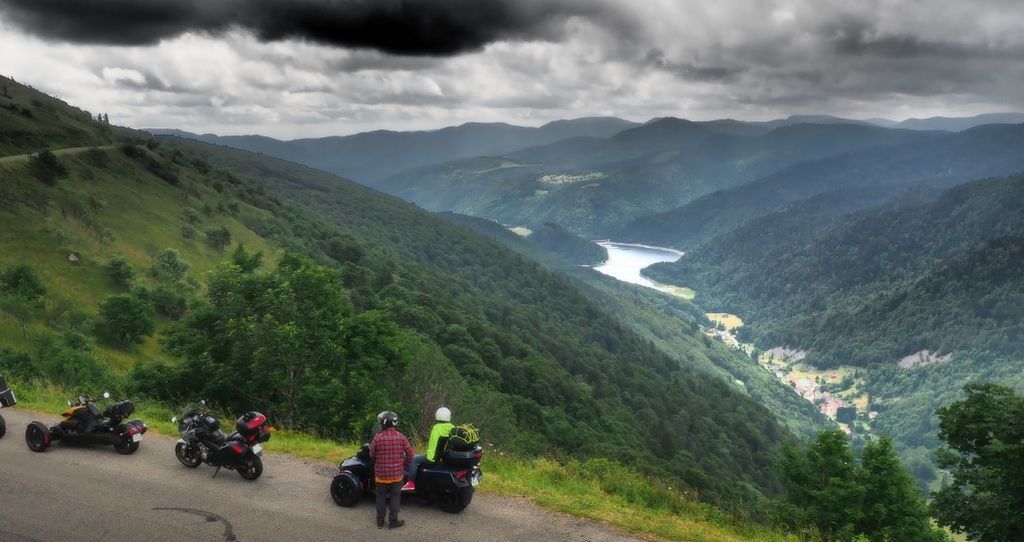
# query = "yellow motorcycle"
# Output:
<box><xmin>25</xmin><ymin>392</ymin><xmax>147</xmax><ymax>454</ymax></box>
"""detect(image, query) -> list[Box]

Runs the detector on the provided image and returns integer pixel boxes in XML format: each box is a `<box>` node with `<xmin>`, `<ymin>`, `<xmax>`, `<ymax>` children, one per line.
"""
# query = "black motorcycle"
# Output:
<box><xmin>172</xmin><ymin>401</ymin><xmax>271</xmax><ymax>481</ymax></box>
<box><xmin>0</xmin><ymin>375</ymin><xmax>17</xmax><ymax>439</ymax></box>
<box><xmin>330</xmin><ymin>435</ymin><xmax>483</xmax><ymax>513</ymax></box>
<box><xmin>25</xmin><ymin>392</ymin><xmax>147</xmax><ymax>453</ymax></box>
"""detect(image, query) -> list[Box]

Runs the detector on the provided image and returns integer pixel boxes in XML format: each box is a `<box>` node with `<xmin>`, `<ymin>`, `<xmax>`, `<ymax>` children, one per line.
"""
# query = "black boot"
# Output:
<box><xmin>389</xmin><ymin>519</ymin><xmax>405</xmax><ymax>529</ymax></box>
<box><xmin>377</xmin><ymin>517</ymin><xmax>385</xmax><ymax>529</ymax></box>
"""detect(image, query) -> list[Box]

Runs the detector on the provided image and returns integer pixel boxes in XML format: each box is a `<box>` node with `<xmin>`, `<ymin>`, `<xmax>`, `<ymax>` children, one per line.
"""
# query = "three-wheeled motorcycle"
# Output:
<box><xmin>24</xmin><ymin>392</ymin><xmax>147</xmax><ymax>454</ymax></box>
<box><xmin>330</xmin><ymin>430</ymin><xmax>483</xmax><ymax>513</ymax></box>
<box><xmin>0</xmin><ymin>375</ymin><xmax>16</xmax><ymax>439</ymax></box>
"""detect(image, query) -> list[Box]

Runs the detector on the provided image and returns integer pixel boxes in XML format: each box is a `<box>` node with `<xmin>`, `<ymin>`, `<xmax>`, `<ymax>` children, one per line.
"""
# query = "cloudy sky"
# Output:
<box><xmin>2</xmin><ymin>0</ymin><xmax>1023</xmax><ymax>139</ymax></box>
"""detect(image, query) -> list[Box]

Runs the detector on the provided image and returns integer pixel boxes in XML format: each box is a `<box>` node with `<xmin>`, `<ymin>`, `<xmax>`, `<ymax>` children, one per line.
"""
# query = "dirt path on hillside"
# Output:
<box><xmin>0</xmin><ymin>145</ymin><xmax>117</xmax><ymax>164</ymax></box>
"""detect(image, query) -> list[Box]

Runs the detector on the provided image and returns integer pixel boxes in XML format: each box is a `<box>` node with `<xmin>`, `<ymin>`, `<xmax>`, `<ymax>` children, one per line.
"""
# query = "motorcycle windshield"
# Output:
<box><xmin>181</xmin><ymin>402</ymin><xmax>206</xmax><ymax>419</ymax></box>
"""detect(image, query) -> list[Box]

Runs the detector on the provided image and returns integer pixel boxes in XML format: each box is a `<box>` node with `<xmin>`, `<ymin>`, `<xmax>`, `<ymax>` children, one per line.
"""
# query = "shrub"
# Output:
<box><xmin>0</xmin><ymin>263</ymin><xmax>46</xmax><ymax>300</ymax></box>
<box><xmin>152</xmin><ymin>285</ymin><xmax>188</xmax><ymax>320</ymax></box>
<box><xmin>94</xmin><ymin>294</ymin><xmax>155</xmax><ymax>347</ymax></box>
<box><xmin>182</xmin><ymin>207</ymin><xmax>201</xmax><ymax>224</ymax></box>
<box><xmin>104</xmin><ymin>255</ymin><xmax>135</xmax><ymax>289</ymax></box>
<box><xmin>28</xmin><ymin>150</ymin><xmax>68</xmax><ymax>186</ymax></box>
<box><xmin>150</xmin><ymin>249</ymin><xmax>190</xmax><ymax>282</ymax></box>
<box><xmin>180</xmin><ymin>223</ymin><xmax>198</xmax><ymax>240</ymax></box>
<box><xmin>204</xmin><ymin>226</ymin><xmax>231</xmax><ymax>251</ymax></box>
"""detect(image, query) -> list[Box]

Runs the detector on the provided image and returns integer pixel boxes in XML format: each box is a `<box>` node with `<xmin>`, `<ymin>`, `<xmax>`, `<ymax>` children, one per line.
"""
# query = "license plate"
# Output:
<box><xmin>252</xmin><ymin>444</ymin><xmax>263</xmax><ymax>455</ymax></box>
<box><xmin>132</xmin><ymin>433</ymin><xmax>143</xmax><ymax>442</ymax></box>
<box><xmin>470</xmin><ymin>475</ymin><xmax>480</xmax><ymax>487</ymax></box>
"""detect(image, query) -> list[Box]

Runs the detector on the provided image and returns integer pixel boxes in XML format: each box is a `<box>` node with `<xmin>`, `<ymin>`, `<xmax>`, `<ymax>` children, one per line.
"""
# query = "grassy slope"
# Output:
<box><xmin>0</xmin><ymin>75</ymin><xmax>123</xmax><ymax>154</ymax></box>
<box><xmin>0</xmin><ymin>80</ymin><xmax>289</xmax><ymax>386</ymax></box>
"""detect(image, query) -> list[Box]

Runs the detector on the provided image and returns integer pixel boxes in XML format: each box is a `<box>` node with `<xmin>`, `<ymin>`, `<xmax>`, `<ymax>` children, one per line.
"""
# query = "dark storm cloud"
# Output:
<box><xmin>0</xmin><ymin>0</ymin><xmax>625</xmax><ymax>56</ymax></box>
<box><xmin>825</xmin><ymin>17</ymin><xmax>1023</xmax><ymax>60</ymax></box>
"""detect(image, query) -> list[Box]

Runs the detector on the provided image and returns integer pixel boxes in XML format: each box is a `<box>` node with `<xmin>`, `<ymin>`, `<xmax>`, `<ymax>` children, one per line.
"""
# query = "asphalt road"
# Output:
<box><xmin>0</xmin><ymin>408</ymin><xmax>638</xmax><ymax>541</ymax></box>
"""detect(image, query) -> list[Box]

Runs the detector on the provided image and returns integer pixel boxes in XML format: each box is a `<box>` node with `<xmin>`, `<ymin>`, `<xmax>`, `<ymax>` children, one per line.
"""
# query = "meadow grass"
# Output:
<box><xmin>706</xmin><ymin>313</ymin><xmax>744</xmax><ymax>330</ymax></box>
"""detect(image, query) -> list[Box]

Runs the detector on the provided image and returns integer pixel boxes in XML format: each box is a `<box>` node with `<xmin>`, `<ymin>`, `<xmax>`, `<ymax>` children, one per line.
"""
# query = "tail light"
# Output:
<box><xmin>474</xmin><ymin>450</ymin><xmax>483</xmax><ymax>459</ymax></box>
<box><xmin>454</xmin><ymin>470</ymin><xmax>469</xmax><ymax>480</ymax></box>
<box><xmin>229</xmin><ymin>443</ymin><xmax>245</xmax><ymax>454</ymax></box>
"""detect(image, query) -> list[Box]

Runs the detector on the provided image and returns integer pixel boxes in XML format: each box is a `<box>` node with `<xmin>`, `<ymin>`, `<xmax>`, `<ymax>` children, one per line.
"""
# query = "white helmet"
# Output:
<box><xmin>435</xmin><ymin>407</ymin><xmax>452</xmax><ymax>422</ymax></box>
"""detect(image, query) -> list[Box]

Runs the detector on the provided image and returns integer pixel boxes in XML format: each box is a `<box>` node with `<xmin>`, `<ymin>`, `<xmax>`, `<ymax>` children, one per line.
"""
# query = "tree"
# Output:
<box><xmin>95</xmin><ymin>294</ymin><xmax>155</xmax><ymax>347</ymax></box>
<box><xmin>0</xmin><ymin>264</ymin><xmax>46</xmax><ymax>301</ymax></box>
<box><xmin>204</xmin><ymin>226</ymin><xmax>231</xmax><ymax>251</ymax></box>
<box><xmin>231</xmin><ymin>244</ymin><xmax>263</xmax><ymax>273</ymax></box>
<box><xmin>180</xmin><ymin>223</ymin><xmax>198</xmax><ymax>240</ymax></box>
<box><xmin>152</xmin><ymin>285</ymin><xmax>188</xmax><ymax>320</ymax></box>
<box><xmin>27</xmin><ymin>150</ymin><xmax>68</xmax><ymax>185</ymax></box>
<box><xmin>779</xmin><ymin>430</ymin><xmax>865</xmax><ymax>540</ymax></box>
<box><xmin>104</xmin><ymin>255</ymin><xmax>135</xmax><ymax>289</ymax></box>
<box><xmin>162</xmin><ymin>256</ymin><xmax>405</xmax><ymax>432</ymax></box>
<box><xmin>836</xmin><ymin>406</ymin><xmax>857</xmax><ymax>424</ymax></box>
<box><xmin>931</xmin><ymin>384</ymin><xmax>1024</xmax><ymax>541</ymax></box>
<box><xmin>857</xmin><ymin>437</ymin><xmax>943</xmax><ymax>542</ymax></box>
<box><xmin>781</xmin><ymin>431</ymin><xmax>945</xmax><ymax>541</ymax></box>
<box><xmin>150</xmin><ymin>248</ymin><xmax>190</xmax><ymax>282</ymax></box>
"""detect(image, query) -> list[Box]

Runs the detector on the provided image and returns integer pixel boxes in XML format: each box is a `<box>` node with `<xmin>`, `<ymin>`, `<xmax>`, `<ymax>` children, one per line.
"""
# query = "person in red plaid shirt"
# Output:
<box><xmin>369</xmin><ymin>411</ymin><xmax>414</xmax><ymax>529</ymax></box>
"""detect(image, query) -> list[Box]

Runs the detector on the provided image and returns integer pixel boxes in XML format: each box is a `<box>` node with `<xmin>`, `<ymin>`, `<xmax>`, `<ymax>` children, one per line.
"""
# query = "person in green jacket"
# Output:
<box><xmin>403</xmin><ymin>407</ymin><xmax>455</xmax><ymax>491</ymax></box>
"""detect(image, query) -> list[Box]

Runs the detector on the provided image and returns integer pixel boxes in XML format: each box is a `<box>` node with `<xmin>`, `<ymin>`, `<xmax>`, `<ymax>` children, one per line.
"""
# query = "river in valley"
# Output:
<box><xmin>592</xmin><ymin>242</ymin><xmax>684</xmax><ymax>289</ymax></box>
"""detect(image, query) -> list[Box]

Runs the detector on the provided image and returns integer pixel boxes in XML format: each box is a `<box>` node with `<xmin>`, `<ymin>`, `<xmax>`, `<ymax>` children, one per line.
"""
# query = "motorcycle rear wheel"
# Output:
<box><xmin>237</xmin><ymin>452</ymin><xmax>263</xmax><ymax>480</ymax></box>
<box><xmin>330</xmin><ymin>473</ymin><xmax>363</xmax><ymax>507</ymax></box>
<box><xmin>25</xmin><ymin>422</ymin><xmax>50</xmax><ymax>452</ymax></box>
<box><xmin>114</xmin><ymin>434</ymin><xmax>140</xmax><ymax>455</ymax></box>
<box><xmin>175</xmin><ymin>442</ymin><xmax>202</xmax><ymax>468</ymax></box>
<box><xmin>437</xmin><ymin>487</ymin><xmax>474</xmax><ymax>514</ymax></box>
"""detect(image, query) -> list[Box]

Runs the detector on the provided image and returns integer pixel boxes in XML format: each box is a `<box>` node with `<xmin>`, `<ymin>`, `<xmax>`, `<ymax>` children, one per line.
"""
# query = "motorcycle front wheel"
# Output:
<box><xmin>175</xmin><ymin>442</ymin><xmax>202</xmax><ymax>468</ymax></box>
<box><xmin>237</xmin><ymin>452</ymin><xmax>263</xmax><ymax>480</ymax></box>
<box><xmin>437</xmin><ymin>487</ymin><xmax>474</xmax><ymax>514</ymax></box>
<box><xmin>0</xmin><ymin>413</ymin><xmax>6</xmax><ymax>439</ymax></box>
<box><xmin>25</xmin><ymin>422</ymin><xmax>50</xmax><ymax>452</ymax></box>
<box><xmin>330</xmin><ymin>472</ymin><xmax>363</xmax><ymax>507</ymax></box>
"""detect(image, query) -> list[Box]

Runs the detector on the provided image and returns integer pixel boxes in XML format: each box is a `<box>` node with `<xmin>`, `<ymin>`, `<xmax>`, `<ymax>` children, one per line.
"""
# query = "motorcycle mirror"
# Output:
<box><xmin>67</xmin><ymin>400</ymin><xmax>72</xmax><ymax>407</ymax></box>
<box><xmin>200</xmin><ymin>399</ymin><xmax>206</xmax><ymax>406</ymax></box>
<box><xmin>103</xmin><ymin>391</ymin><xmax>111</xmax><ymax>399</ymax></box>
<box><xmin>171</xmin><ymin>416</ymin><xmax>178</xmax><ymax>424</ymax></box>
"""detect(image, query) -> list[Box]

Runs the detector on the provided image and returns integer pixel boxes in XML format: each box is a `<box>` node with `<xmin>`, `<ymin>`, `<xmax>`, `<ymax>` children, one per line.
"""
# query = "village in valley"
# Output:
<box><xmin>704</xmin><ymin>314</ymin><xmax>876</xmax><ymax>435</ymax></box>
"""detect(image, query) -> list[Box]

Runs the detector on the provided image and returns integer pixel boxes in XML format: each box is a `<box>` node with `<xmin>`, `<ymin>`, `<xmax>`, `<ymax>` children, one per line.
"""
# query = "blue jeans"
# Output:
<box><xmin>408</xmin><ymin>454</ymin><xmax>426</xmax><ymax>483</ymax></box>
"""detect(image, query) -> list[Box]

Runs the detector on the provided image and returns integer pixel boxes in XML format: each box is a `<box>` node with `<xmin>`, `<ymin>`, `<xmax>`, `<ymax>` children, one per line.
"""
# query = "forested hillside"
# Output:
<box><xmin>0</xmin><ymin>76</ymin><xmax>805</xmax><ymax>504</ymax></box>
<box><xmin>644</xmin><ymin>173</ymin><xmax>1024</xmax><ymax>490</ymax></box>
<box><xmin>151</xmin><ymin>133</ymin><xmax>799</xmax><ymax>499</ymax></box>
<box><xmin>622</xmin><ymin>124</ymin><xmax>1024</xmax><ymax>248</ymax></box>
<box><xmin>149</xmin><ymin>116</ymin><xmax>636</xmax><ymax>183</ymax></box>
<box><xmin>647</xmin><ymin>173</ymin><xmax>1024</xmax><ymax>366</ymax></box>
<box><xmin>527</xmin><ymin>223</ymin><xmax>607</xmax><ymax>265</ymax></box>
<box><xmin>376</xmin><ymin>121</ymin><xmax>933</xmax><ymax>237</ymax></box>
<box><xmin>438</xmin><ymin>213</ymin><xmax>829</xmax><ymax>440</ymax></box>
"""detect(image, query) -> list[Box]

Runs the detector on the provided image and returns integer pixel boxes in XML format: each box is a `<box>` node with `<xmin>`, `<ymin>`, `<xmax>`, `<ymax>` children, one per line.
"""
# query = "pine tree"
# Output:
<box><xmin>857</xmin><ymin>437</ymin><xmax>943</xmax><ymax>541</ymax></box>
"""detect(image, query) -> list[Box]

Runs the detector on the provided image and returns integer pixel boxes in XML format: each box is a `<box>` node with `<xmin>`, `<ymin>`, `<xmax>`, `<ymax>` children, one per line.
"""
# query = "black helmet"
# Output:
<box><xmin>378</xmin><ymin>410</ymin><xmax>398</xmax><ymax>429</ymax></box>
